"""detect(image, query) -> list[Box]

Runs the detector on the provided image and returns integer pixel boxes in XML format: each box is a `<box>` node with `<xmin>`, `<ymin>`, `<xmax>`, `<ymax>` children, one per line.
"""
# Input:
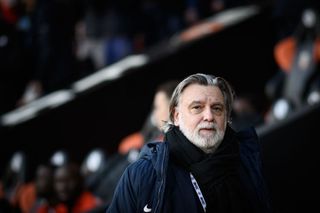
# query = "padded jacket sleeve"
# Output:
<box><xmin>106</xmin><ymin>158</ymin><xmax>157</xmax><ymax>213</ymax></box>
<box><xmin>106</xmin><ymin>161</ymin><xmax>139</xmax><ymax>213</ymax></box>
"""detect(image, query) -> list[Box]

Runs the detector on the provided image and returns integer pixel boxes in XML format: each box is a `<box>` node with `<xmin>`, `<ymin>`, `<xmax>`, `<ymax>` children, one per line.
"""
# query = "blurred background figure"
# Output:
<box><xmin>75</xmin><ymin>0</ymin><xmax>132</xmax><ymax>77</ymax></box>
<box><xmin>184</xmin><ymin>0</ymin><xmax>255</xmax><ymax>27</ymax></box>
<box><xmin>0</xmin><ymin>0</ymin><xmax>31</xmax><ymax>115</ymax></box>
<box><xmin>50</xmin><ymin>150</ymin><xmax>70</xmax><ymax>169</ymax></box>
<box><xmin>231</xmin><ymin>94</ymin><xmax>264</xmax><ymax>131</ymax></box>
<box><xmin>265</xmin><ymin>6</ymin><xmax>320</xmax><ymax>123</ymax></box>
<box><xmin>0</xmin><ymin>151</ymin><xmax>31</xmax><ymax>212</ymax></box>
<box><xmin>0</xmin><ymin>176</ymin><xmax>14</xmax><ymax>213</ymax></box>
<box><xmin>29</xmin><ymin>164</ymin><xmax>55</xmax><ymax>213</ymax></box>
<box><xmin>118</xmin><ymin>79</ymin><xmax>180</xmax><ymax>154</ymax></box>
<box><xmin>0</xmin><ymin>193</ymin><xmax>14</xmax><ymax>213</ymax></box>
<box><xmin>17</xmin><ymin>0</ymin><xmax>83</xmax><ymax>105</ymax></box>
<box><xmin>80</xmin><ymin>148</ymin><xmax>107</xmax><ymax>195</ymax></box>
<box><xmin>36</xmin><ymin>162</ymin><xmax>102</xmax><ymax>213</ymax></box>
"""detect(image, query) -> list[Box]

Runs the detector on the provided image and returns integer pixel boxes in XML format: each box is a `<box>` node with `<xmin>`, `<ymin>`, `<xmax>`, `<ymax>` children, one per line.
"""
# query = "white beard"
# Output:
<box><xmin>179</xmin><ymin>121</ymin><xmax>225</xmax><ymax>154</ymax></box>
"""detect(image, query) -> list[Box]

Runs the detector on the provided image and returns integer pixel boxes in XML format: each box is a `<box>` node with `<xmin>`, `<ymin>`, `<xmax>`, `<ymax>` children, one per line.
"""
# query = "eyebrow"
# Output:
<box><xmin>189</xmin><ymin>101</ymin><xmax>202</xmax><ymax>105</ymax></box>
<box><xmin>189</xmin><ymin>100</ymin><xmax>224</xmax><ymax>106</ymax></box>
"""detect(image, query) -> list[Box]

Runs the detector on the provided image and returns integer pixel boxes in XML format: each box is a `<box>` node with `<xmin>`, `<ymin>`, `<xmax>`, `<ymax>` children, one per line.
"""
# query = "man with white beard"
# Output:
<box><xmin>107</xmin><ymin>73</ymin><xmax>272</xmax><ymax>213</ymax></box>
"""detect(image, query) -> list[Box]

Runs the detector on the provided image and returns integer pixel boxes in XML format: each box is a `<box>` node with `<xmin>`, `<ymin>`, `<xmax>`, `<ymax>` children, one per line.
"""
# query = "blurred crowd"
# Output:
<box><xmin>0</xmin><ymin>0</ymin><xmax>260</xmax><ymax>116</ymax></box>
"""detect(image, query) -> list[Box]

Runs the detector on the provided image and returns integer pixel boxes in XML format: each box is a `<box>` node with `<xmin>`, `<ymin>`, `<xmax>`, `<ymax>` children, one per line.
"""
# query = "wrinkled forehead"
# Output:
<box><xmin>179</xmin><ymin>84</ymin><xmax>224</xmax><ymax>105</ymax></box>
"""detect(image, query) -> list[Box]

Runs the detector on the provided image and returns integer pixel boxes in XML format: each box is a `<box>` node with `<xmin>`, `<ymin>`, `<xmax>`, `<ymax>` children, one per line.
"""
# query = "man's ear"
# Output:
<box><xmin>173</xmin><ymin>107</ymin><xmax>179</xmax><ymax>126</ymax></box>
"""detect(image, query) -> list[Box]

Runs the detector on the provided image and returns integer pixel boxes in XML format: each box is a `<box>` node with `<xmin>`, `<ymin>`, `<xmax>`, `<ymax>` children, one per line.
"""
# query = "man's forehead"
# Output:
<box><xmin>180</xmin><ymin>84</ymin><xmax>223</xmax><ymax>103</ymax></box>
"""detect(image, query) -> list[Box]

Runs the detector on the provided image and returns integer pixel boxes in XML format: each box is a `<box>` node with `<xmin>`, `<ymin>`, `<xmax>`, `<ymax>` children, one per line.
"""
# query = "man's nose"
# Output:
<box><xmin>203</xmin><ymin>107</ymin><xmax>214</xmax><ymax>122</ymax></box>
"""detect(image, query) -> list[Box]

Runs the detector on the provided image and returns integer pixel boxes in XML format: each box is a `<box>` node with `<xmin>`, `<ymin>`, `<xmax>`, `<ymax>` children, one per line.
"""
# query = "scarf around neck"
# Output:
<box><xmin>166</xmin><ymin>125</ymin><xmax>253</xmax><ymax>213</ymax></box>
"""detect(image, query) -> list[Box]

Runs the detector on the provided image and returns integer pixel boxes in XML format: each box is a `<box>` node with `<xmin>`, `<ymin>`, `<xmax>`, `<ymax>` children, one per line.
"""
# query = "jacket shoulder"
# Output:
<box><xmin>139</xmin><ymin>141</ymin><xmax>167</xmax><ymax>160</ymax></box>
<box><xmin>107</xmin><ymin>155</ymin><xmax>158</xmax><ymax>212</ymax></box>
<box><xmin>236</xmin><ymin>126</ymin><xmax>260</xmax><ymax>153</ymax></box>
<box><xmin>236</xmin><ymin>127</ymin><xmax>273</xmax><ymax>212</ymax></box>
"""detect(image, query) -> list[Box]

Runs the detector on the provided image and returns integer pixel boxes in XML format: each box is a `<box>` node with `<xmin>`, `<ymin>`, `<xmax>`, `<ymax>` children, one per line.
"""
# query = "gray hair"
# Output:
<box><xmin>167</xmin><ymin>73</ymin><xmax>235</xmax><ymax>126</ymax></box>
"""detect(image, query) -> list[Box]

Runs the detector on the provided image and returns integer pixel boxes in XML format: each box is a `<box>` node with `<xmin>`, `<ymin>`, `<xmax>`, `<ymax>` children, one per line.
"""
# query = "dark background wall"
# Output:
<box><xmin>258</xmin><ymin>103</ymin><xmax>320</xmax><ymax>213</ymax></box>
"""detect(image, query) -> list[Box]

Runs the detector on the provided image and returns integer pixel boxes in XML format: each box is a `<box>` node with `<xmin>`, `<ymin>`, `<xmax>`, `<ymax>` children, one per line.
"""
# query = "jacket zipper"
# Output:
<box><xmin>154</xmin><ymin>143</ymin><xmax>167</xmax><ymax>212</ymax></box>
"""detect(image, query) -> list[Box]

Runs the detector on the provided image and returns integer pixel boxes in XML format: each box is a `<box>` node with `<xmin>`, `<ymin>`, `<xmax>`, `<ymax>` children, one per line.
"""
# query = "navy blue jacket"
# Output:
<box><xmin>107</xmin><ymin>127</ymin><xmax>272</xmax><ymax>213</ymax></box>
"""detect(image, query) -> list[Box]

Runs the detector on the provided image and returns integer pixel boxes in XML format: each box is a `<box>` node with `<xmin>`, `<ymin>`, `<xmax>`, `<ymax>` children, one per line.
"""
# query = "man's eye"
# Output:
<box><xmin>190</xmin><ymin>105</ymin><xmax>202</xmax><ymax>113</ymax></box>
<box><xmin>213</xmin><ymin>107</ymin><xmax>222</xmax><ymax>111</ymax></box>
<box><xmin>212</xmin><ymin>106</ymin><xmax>224</xmax><ymax>115</ymax></box>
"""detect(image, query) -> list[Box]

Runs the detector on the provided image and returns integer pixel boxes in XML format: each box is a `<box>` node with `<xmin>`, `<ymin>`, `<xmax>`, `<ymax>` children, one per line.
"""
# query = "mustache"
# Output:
<box><xmin>197</xmin><ymin>122</ymin><xmax>218</xmax><ymax>130</ymax></box>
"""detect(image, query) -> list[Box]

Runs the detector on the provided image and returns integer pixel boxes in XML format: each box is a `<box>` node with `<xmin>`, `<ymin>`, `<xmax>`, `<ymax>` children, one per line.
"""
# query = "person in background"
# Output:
<box><xmin>29</xmin><ymin>164</ymin><xmax>56</xmax><ymax>213</ymax></box>
<box><xmin>17</xmin><ymin>0</ymin><xmax>83</xmax><ymax>105</ymax></box>
<box><xmin>231</xmin><ymin>94</ymin><xmax>264</xmax><ymax>131</ymax></box>
<box><xmin>0</xmin><ymin>0</ymin><xmax>30</xmax><ymax>114</ymax></box>
<box><xmin>0</xmin><ymin>181</ymin><xmax>14</xmax><ymax>213</ymax></box>
<box><xmin>118</xmin><ymin>79</ymin><xmax>180</xmax><ymax>155</ymax></box>
<box><xmin>36</xmin><ymin>163</ymin><xmax>102</xmax><ymax>213</ymax></box>
<box><xmin>107</xmin><ymin>73</ymin><xmax>272</xmax><ymax>213</ymax></box>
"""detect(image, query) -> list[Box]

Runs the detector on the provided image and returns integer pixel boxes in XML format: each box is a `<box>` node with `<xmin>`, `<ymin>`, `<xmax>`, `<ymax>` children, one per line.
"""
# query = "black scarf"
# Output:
<box><xmin>166</xmin><ymin>125</ymin><xmax>252</xmax><ymax>213</ymax></box>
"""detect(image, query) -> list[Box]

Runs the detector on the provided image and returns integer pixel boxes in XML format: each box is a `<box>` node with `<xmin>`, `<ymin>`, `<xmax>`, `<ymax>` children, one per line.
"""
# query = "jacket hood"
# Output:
<box><xmin>139</xmin><ymin>141</ymin><xmax>169</xmax><ymax>179</ymax></box>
